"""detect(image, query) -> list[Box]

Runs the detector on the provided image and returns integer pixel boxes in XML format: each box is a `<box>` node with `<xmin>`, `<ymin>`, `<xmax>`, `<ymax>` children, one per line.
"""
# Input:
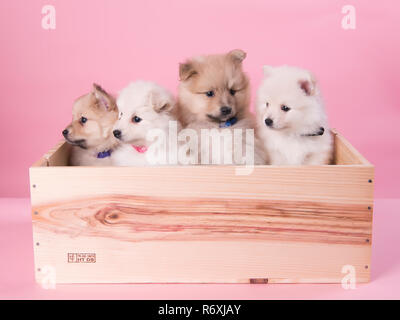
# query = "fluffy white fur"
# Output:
<box><xmin>112</xmin><ymin>81</ymin><xmax>178</xmax><ymax>166</ymax></box>
<box><xmin>256</xmin><ymin>65</ymin><xmax>333</xmax><ymax>165</ymax></box>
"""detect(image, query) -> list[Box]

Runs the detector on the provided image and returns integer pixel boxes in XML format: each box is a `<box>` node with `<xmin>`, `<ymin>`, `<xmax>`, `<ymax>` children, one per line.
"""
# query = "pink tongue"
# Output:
<box><xmin>132</xmin><ymin>145</ymin><xmax>148</xmax><ymax>153</ymax></box>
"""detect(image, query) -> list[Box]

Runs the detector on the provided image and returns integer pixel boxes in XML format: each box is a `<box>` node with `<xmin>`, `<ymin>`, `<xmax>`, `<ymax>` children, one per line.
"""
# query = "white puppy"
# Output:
<box><xmin>112</xmin><ymin>81</ymin><xmax>178</xmax><ymax>166</ymax></box>
<box><xmin>256</xmin><ymin>65</ymin><xmax>333</xmax><ymax>165</ymax></box>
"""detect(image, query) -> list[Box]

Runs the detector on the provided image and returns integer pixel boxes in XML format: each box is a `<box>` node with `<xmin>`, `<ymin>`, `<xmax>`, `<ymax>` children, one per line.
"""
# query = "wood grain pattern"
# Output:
<box><xmin>29</xmin><ymin>130</ymin><xmax>374</xmax><ymax>284</ymax></box>
<box><xmin>32</xmin><ymin>235</ymin><xmax>371</xmax><ymax>284</ymax></box>
<box><xmin>33</xmin><ymin>195</ymin><xmax>371</xmax><ymax>245</ymax></box>
<box><xmin>332</xmin><ymin>129</ymin><xmax>371</xmax><ymax>165</ymax></box>
<box><xmin>46</xmin><ymin>141</ymin><xmax>71</xmax><ymax>166</ymax></box>
<box><xmin>30</xmin><ymin>165</ymin><xmax>374</xmax><ymax>207</ymax></box>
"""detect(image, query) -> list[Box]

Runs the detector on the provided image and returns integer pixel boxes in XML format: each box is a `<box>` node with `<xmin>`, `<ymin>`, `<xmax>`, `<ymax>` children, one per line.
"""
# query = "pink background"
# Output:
<box><xmin>0</xmin><ymin>0</ymin><xmax>399</xmax><ymax>198</ymax></box>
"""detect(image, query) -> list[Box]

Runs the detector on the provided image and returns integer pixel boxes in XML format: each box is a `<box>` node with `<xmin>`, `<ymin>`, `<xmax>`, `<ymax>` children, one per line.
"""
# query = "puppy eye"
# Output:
<box><xmin>80</xmin><ymin>117</ymin><xmax>87</xmax><ymax>124</ymax></box>
<box><xmin>281</xmin><ymin>105</ymin><xmax>291</xmax><ymax>112</ymax></box>
<box><xmin>205</xmin><ymin>91</ymin><xmax>215</xmax><ymax>97</ymax></box>
<box><xmin>266</xmin><ymin>102</ymin><xmax>269</xmax><ymax>107</ymax></box>
<box><xmin>229</xmin><ymin>89</ymin><xmax>236</xmax><ymax>96</ymax></box>
<box><xmin>132</xmin><ymin>116</ymin><xmax>142</xmax><ymax>123</ymax></box>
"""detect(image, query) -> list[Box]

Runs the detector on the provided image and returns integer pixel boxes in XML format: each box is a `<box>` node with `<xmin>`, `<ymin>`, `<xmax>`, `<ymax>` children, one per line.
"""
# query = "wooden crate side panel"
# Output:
<box><xmin>31</xmin><ymin>193</ymin><xmax>372</xmax><ymax>284</ymax></box>
<box><xmin>31</xmin><ymin>140</ymin><xmax>71</xmax><ymax>168</ymax></box>
<box><xmin>30</xmin><ymin>165</ymin><xmax>374</xmax><ymax>206</ymax></box>
<box><xmin>332</xmin><ymin>129</ymin><xmax>371</xmax><ymax>165</ymax></box>
<box><xmin>32</xmin><ymin>195</ymin><xmax>372</xmax><ymax>246</ymax></box>
<box><xmin>46</xmin><ymin>141</ymin><xmax>71</xmax><ymax>166</ymax></box>
<box><xmin>32</xmin><ymin>234</ymin><xmax>371</xmax><ymax>284</ymax></box>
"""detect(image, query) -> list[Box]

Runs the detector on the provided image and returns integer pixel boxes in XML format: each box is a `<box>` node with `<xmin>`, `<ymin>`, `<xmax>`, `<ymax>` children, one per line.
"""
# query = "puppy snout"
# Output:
<box><xmin>113</xmin><ymin>130</ymin><xmax>122</xmax><ymax>139</ymax></box>
<box><xmin>62</xmin><ymin>129</ymin><xmax>69</xmax><ymax>137</ymax></box>
<box><xmin>265</xmin><ymin>118</ymin><xmax>273</xmax><ymax>127</ymax></box>
<box><xmin>220</xmin><ymin>106</ymin><xmax>232</xmax><ymax>116</ymax></box>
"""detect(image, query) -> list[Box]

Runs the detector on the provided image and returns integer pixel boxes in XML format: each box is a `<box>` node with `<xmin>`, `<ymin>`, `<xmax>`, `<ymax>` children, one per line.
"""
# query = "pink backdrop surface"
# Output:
<box><xmin>0</xmin><ymin>0</ymin><xmax>399</xmax><ymax>198</ymax></box>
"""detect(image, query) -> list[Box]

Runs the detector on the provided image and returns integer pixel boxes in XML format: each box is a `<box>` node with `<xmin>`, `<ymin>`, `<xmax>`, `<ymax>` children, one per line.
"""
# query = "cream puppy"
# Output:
<box><xmin>256</xmin><ymin>65</ymin><xmax>333</xmax><ymax>165</ymax></box>
<box><xmin>177</xmin><ymin>49</ymin><xmax>267</xmax><ymax>165</ymax></box>
<box><xmin>63</xmin><ymin>84</ymin><xmax>119</xmax><ymax>166</ymax></box>
<box><xmin>112</xmin><ymin>81</ymin><xmax>177</xmax><ymax>166</ymax></box>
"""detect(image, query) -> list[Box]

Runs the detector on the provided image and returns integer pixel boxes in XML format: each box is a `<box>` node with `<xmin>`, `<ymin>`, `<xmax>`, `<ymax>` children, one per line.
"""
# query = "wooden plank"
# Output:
<box><xmin>46</xmin><ymin>141</ymin><xmax>71</xmax><ymax>166</ymax></box>
<box><xmin>31</xmin><ymin>157</ymin><xmax>48</xmax><ymax>168</ymax></box>
<box><xmin>332</xmin><ymin>129</ymin><xmax>371</xmax><ymax>165</ymax></box>
<box><xmin>30</xmin><ymin>165</ymin><xmax>374</xmax><ymax>205</ymax></box>
<box><xmin>32</xmin><ymin>236</ymin><xmax>371</xmax><ymax>284</ymax></box>
<box><xmin>32</xmin><ymin>195</ymin><xmax>372</xmax><ymax>246</ymax></box>
<box><xmin>31</xmin><ymin>140</ymin><xmax>71</xmax><ymax>168</ymax></box>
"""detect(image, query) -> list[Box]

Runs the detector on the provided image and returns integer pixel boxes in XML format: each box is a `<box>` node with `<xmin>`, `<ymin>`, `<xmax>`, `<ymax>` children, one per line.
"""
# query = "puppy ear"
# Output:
<box><xmin>263</xmin><ymin>65</ymin><xmax>274</xmax><ymax>77</ymax></box>
<box><xmin>298</xmin><ymin>73</ymin><xmax>317</xmax><ymax>96</ymax></box>
<box><xmin>228</xmin><ymin>49</ymin><xmax>247</xmax><ymax>63</ymax></box>
<box><xmin>179</xmin><ymin>61</ymin><xmax>197</xmax><ymax>81</ymax></box>
<box><xmin>92</xmin><ymin>83</ymin><xmax>115</xmax><ymax>111</ymax></box>
<box><xmin>150</xmin><ymin>91</ymin><xmax>175</xmax><ymax>113</ymax></box>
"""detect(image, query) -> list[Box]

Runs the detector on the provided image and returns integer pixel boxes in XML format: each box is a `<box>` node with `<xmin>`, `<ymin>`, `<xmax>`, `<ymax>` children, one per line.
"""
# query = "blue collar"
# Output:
<box><xmin>97</xmin><ymin>150</ymin><xmax>112</xmax><ymax>159</ymax></box>
<box><xmin>219</xmin><ymin>117</ymin><xmax>238</xmax><ymax>128</ymax></box>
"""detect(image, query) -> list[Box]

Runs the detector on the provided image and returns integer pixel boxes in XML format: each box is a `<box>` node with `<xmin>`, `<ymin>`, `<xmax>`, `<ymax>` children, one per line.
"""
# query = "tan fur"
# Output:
<box><xmin>177</xmin><ymin>49</ymin><xmax>267</xmax><ymax>165</ymax></box>
<box><xmin>63</xmin><ymin>84</ymin><xmax>119</xmax><ymax>166</ymax></box>
<box><xmin>177</xmin><ymin>49</ymin><xmax>251</xmax><ymax>126</ymax></box>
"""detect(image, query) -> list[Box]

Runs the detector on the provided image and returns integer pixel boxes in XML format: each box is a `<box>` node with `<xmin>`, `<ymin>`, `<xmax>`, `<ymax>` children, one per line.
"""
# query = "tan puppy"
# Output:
<box><xmin>177</xmin><ymin>49</ymin><xmax>266</xmax><ymax>165</ymax></box>
<box><xmin>63</xmin><ymin>84</ymin><xmax>119</xmax><ymax>166</ymax></box>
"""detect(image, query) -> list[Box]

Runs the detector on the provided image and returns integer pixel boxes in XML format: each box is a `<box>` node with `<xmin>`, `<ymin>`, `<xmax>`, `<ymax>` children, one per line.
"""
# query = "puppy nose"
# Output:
<box><xmin>113</xmin><ymin>130</ymin><xmax>122</xmax><ymax>139</ymax></box>
<box><xmin>265</xmin><ymin>118</ymin><xmax>273</xmax><ymax>127</ymax></box>
<box><xmin>62</xmin><ymin>129</ymin><xmax>69</xmax><ymax>137</ymax></box>
<box><xmin>220</xmin><ymin>106</ymin><xmax>232</xmax><ymax>116</ymax></box>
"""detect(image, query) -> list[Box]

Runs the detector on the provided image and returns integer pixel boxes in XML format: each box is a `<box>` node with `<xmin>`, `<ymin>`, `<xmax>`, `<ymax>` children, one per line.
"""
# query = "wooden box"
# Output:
<box><xmin>30</xmin><ymin>129</ymin><xmax>374</xmax><ymax>284</ymax></box>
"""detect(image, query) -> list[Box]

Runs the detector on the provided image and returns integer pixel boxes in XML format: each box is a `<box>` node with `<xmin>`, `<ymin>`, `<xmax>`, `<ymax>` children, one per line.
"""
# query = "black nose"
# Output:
<box><xmin>62</xmin><ymin>129</ymin><xmax>69</xmax><ymax>137</ymax></box>
<box><xmin>113</xmin><ymin>130</ymin><xmax>122</xmax><ymax>139</ymax></box>
<box><xmin>265</xmin><ymin>118</ymin><xmax>273</xmax><ymax>127</ymax></box>
<box><xmin>220</xmin><ymin>106</ymin><xmax>232</xmax><ymax>116</ymax></box>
